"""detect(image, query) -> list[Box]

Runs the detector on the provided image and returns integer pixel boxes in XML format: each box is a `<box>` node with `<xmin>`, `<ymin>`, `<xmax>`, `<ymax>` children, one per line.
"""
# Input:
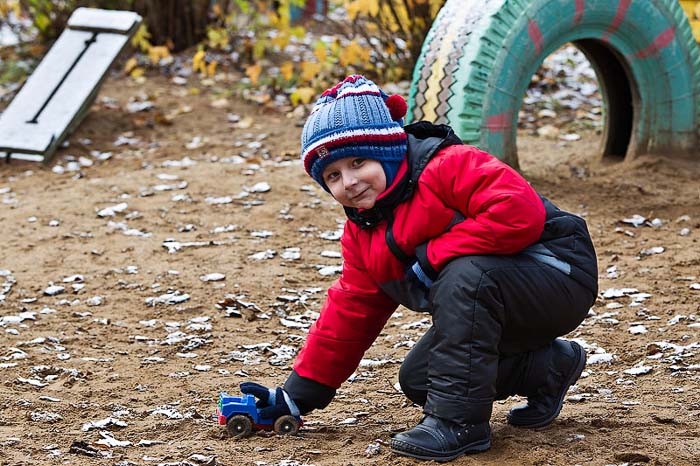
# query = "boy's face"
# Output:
<box><xmin>322</xmin><ymin>157</ymin><xmax>387</xmax><ymax>209</ymax></box>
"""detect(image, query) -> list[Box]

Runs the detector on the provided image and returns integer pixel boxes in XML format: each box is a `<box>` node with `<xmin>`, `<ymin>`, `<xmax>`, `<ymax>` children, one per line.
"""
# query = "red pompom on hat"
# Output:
<box><xmin>385</xmin><ymin>94</ymin><xmax>408</xmax><ymax>122</ymax></box>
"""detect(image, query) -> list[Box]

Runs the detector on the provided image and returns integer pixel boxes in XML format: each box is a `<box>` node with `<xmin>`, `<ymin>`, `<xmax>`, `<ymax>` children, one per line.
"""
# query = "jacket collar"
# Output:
<box><xmin>344</xmin><ymin>122</ymin><xmax>462</xmax><ymax>229</ymax></box>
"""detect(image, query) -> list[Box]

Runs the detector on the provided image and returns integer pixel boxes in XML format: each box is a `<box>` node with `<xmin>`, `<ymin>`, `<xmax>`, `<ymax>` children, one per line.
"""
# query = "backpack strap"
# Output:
<box><xmin>384</xmin><ymin>212</ymin><xmax>412</xmax><ymax>264</ymax></box>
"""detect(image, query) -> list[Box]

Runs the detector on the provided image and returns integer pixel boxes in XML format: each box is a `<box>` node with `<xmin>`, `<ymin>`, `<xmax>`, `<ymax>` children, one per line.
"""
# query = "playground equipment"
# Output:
<box><xmin>0</xmin><ymin>8</ymin><xmax>141</xmax><ymax>163</ymax></box>
<box><xmin>408</xmin><ymin>0</ymin><xmax>700</xmax><ymax>169</ymax></box>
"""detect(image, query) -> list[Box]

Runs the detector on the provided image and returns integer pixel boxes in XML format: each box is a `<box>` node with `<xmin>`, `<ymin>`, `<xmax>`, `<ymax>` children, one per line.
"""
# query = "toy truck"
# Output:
<box><xmin>216</xmin><ymin>392</ymin><xmax>302</xmax><ymax>438</ymax></box>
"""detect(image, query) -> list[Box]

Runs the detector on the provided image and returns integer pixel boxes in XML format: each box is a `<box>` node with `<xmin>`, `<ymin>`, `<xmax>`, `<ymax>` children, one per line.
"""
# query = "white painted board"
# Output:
<box><xmin>67</xmin><ymin>7</ymin><xmax>141</xmax><ymax>33</ymax></box>
<box><xmin>0</xmin><ymin>30</ymin><xmax>128</xmax><ymax>154</ymax></box>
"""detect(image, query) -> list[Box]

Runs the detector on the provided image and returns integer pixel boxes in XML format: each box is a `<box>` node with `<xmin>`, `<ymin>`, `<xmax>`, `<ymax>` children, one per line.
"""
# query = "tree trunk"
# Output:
<box><xmin>132</xmin><ymin>0</ymin><xmax>210</xmax><ymax>52</ymax></box>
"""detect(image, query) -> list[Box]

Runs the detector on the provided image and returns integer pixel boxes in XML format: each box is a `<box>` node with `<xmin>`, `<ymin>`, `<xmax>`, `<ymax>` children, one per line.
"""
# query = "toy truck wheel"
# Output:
<box><xmin>226</xmin><ymin>415</ymin><xmax>253</xmax><ymax>438</ymax></box>
<box><xmin>273</xmin><ymin>415</ymin><xmax>300</xmax><ymax>435</ymax></box>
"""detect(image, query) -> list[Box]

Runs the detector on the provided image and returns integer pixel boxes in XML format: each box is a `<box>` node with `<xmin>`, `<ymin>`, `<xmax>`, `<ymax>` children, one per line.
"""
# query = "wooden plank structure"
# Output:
<box><xmin>0</xmin><ymin>8</ymin><xmax>142</xmax><ymax>163</ymax></box>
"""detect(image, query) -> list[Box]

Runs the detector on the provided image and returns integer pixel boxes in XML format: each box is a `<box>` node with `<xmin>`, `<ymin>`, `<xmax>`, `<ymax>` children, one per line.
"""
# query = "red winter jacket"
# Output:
<box><xmin>285</xmin><ymin>122</ymin><xmax>546</xmax><ymax>410</ymax></box>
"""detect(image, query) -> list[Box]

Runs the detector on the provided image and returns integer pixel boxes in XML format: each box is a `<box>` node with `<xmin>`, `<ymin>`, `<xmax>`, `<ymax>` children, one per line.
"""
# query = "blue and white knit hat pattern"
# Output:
<box><xmin>301</xmin><ymin>75</ymin><xmax>408</xmax><ymax>190</ymax></box>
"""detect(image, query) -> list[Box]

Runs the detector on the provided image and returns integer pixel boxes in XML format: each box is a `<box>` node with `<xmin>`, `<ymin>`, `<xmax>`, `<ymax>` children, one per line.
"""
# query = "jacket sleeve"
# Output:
<box><xmin>287</xmin><ymin>223</ymin><xmax>398</xmax><ymax>409</ymax></box>
<box><xmin>417</xmin><ymin>145</ymin><xmax>545</xmax><ymax>274</ymax></box>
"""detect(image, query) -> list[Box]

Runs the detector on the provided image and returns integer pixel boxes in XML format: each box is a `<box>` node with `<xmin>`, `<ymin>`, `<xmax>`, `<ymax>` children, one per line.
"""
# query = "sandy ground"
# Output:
<box><xmin>0</xmin><ymin>74</ymin><xmax>699</xmax><ymax>466</ymax></box>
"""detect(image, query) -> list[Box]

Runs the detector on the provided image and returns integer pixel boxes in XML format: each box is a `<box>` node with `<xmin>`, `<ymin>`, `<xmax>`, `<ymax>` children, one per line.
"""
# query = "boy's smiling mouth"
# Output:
<box><xmin>351</xmin><ymin>188</ymin><xmax>369</xmax><ymax>200</ymax></box>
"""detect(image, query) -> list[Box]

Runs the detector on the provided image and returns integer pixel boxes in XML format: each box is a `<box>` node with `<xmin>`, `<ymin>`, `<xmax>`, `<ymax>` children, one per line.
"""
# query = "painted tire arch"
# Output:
<box><xmin>407</xmin><ymin>0</ymin><xmax>700</xmax><ymax>168</ymax></box>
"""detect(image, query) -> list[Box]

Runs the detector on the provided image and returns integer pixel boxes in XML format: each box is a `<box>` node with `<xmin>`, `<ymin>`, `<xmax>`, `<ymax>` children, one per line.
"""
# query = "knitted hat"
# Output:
<box><xmin>301</xmin><ymin>75</ymin><xmax>408</xmax><ymax>190</ymax></box>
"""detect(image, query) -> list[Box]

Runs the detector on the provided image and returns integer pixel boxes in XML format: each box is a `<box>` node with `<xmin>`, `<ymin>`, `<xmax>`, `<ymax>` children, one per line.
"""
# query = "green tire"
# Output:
<box><xmin>408</xmin><ymin>0</ymin><xmax>700</xmax><ymax>168</ymax></box>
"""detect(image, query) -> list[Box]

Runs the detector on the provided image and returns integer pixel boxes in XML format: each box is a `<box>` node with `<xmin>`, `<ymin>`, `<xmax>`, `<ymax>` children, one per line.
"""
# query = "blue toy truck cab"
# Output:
<box><xmin>217</xmin><ymin>393</ymin><xmax>259</xmax><ymax>423</ymax></box>
<box><xmin>217</xmin><ymin>392</ymin><xmax>302</xmax><ymax>438</ymax></box>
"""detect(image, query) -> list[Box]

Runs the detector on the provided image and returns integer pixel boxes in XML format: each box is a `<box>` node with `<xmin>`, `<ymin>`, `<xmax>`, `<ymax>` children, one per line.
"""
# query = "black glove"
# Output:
<box><xmin>240</xmin><ymin>382</ymin><xmax>301</xmax><ymax>419</ymax></box>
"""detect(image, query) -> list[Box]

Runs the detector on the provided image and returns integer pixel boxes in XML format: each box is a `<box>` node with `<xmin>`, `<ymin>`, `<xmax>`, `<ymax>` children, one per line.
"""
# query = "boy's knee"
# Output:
<box><xmin>398</xmin><ymin>366</ymin><xmax>427</xmax><ymax>406</ymax></box>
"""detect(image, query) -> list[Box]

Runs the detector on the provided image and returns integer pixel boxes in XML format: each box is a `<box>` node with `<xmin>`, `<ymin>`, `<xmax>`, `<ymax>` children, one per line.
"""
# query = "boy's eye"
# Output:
<box><xmin>324</xmin><ymin>171</ymin><xmax>339</xmax><ymax>182</ymax></box>
<box><xmin>351</xmin><ymin>158</ymin><xmax>365</xmax><ymax>167</ymax></box>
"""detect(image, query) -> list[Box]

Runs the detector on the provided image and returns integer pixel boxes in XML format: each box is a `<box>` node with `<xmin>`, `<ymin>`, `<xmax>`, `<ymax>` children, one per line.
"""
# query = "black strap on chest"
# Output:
<box><xmin>384</xmin><ymin>211</ymin><xmax>412</xmax><ymax>264</ymax></box>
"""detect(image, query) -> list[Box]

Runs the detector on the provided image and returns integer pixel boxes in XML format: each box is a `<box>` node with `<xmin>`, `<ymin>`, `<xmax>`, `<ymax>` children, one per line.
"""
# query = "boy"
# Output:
<box><xmin>240</xmin><ymin>75</ymin><xmax>598</xmax><ymax>462</ymax></box>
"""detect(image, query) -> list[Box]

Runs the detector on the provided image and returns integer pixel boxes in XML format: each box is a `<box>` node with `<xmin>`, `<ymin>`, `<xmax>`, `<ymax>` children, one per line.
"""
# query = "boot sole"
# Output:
<box><xmin>507</xmin><ymin>341</ymin><xmax>586</xmax><ymax>428</ymax></box>
<box><xmin>391</xmin><ymin>438</ymin><xmax>491</xmax><ymax>462</ymax></box>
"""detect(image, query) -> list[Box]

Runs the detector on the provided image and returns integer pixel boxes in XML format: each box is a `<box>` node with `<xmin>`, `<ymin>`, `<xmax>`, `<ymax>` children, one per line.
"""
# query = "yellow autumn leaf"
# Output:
<box><xmin>413</xmin><ymin>17</ymin><xmax>426</xmax><ymax>31</ymax></box>
<box><xmin>129</xmin><ymin>67</ymin><xmax>145</xmax><ymax>79</ymax></box>
<box><xmin>364</xmin><ymin>22</ymin><xmax>380</xmax><ymax>34</ymax></box>
<box><xmin>253</xmin><ymin>40</ymin><xmax>267</xmax><ymax>60</ymax></box>
<box><xmin>207</xmin><ymin>60</ymin><xmax>218</xmax><ymax>77</ymax></box>
<box><xmin>148</xmin><ymin>45</ymin><xmax>170</xmax><ymax>65</ymax></box>
<box><xmin>351</xmin><ymin>0</ymin><xmax>380</xmax><ymax>17</ymax></box>
<box><xmin>339</xmin><ymin>40</ymin><xmax>369</xmax><ymax>67</ymax></box>
<box><xmin>329</xmin><ymin>38</ymin><xmax>341</xmax><ymax>56</ymax></box>
<box><xmin>130</xmin><ymin>23</ymin><xmax>152</xmax><ymax>53</ymax></box>
<box><xmin>300</xmin><ymin>61</ymin><xmax>322</xmax><ymax>82</ymax></box>
<box><xmin>289</xmin><ymin>26</ymin><xmax>306</xmax><ymax>39</ymax></box>
<box><xmin>313</xmin><ymin>41</ymin><xmax>327</xmax><ymax>63</ymax></box>
<box><xmin>271</xmin><ymin>33</ymin><xmax>290</xmax><ymax>50</ymax></box>
<box><xmin>280</xmin><ymin>61</ymin><xmax>294</xmax><ymax>81</ymax></box>
<box><xmin>383</xmin><ymin>1</ymin><xmax>408</xmax><ymax>30</ymax></box>
<box><xmin>192</xmin><ymin>49</ymin><xmax>206</xmax><ymax>74</ymax></box>
<box><xmin>207</xmin><ymin>27</ymin><xmax>229</xmax><ymax>50</ymax></box>
<box><xmin>123</xmin><ymin>57</ymin><xmax>138</xmax><ymax>74</ymax></box>
<box><xmin>290</xmin><ymin>87</ymin><xmax>317</xmax><ymax>106</ymax></box>
<box><xmin>345</xmin><ymin>1</ymin><xmax>360</xmax><ymax>20</ymax></box>
<box><xmin>385</xmin><ymin>66</ymin><xmax>404</xmax><ymax>83</ymax></box>
<box><xmin>246</xmin><ymin>63</ymin><xmax>262</xmax><ymax>85</ymax></box>
<box><xmin>34</xmin><ymin>13</ymin><xmax>50</xmax><ymax>33</ymax></box>
<box><xmin>268</xmin><ymin>9</ymin><xmax>283</xmax><ymax>27</ymax></box>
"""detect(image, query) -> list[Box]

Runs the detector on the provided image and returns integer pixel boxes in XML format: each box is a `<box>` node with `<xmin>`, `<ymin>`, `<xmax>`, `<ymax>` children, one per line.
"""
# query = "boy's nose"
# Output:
<box><xmin>342</xmin><ymin>172</ymin><xmax>357</xmax><ymax>188</ymax></box>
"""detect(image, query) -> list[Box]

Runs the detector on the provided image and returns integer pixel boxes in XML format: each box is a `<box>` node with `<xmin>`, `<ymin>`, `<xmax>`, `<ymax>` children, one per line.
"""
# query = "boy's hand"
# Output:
<box><xmin>240</xmin><ymin>382</ymin><xmax>301</xmax><ymax>419</ymax></box>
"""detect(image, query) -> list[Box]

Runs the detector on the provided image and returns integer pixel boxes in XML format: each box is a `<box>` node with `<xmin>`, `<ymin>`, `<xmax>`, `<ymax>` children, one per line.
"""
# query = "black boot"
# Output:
<box><xmin>391</xmin><ymin>415</ymin><xmax>491</xmax><ymax>462</ymax></box>
<box><xmin>507</xmin><ymin>339</ymin><xmax>586</xmax><ymax>428</ymax></box>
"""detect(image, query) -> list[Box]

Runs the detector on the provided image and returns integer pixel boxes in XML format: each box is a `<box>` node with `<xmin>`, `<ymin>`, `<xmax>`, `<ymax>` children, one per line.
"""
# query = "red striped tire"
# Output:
<box><xmin>408</xmin><ymin>0</ymin><xmax>700</xmax><ymax>168</ymax></box>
